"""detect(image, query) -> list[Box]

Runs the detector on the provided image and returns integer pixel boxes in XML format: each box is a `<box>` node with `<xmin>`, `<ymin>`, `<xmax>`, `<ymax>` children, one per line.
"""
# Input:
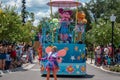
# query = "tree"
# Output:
<box><xmin>86</xmin><ymin>0</ymin><xmax>120</xmax><ymax>23</ymax></box>
<box><xmin>86</xmin><ymin>18</ymin><xmax>120</xmax><ymax>47</ymax></box>
<box><xmin>0</xmin><ymin>6</ymin><xmax>36</xmax><ymax>43</ymax></box>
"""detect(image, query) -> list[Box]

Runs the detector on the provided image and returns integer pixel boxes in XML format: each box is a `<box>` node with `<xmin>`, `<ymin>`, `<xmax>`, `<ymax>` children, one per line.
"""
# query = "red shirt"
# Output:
<box><xmin>11</xmin><ymin>50</ymin><xmax>16</xmax><ymax>58</ymax></box>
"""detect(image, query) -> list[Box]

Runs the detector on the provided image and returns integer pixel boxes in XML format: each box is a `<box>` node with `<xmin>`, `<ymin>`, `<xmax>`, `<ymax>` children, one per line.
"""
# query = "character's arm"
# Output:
<box><xmin>38</xmin><ymin>56</ymin><xmax>47</xmax><ymax>61</ymax></box>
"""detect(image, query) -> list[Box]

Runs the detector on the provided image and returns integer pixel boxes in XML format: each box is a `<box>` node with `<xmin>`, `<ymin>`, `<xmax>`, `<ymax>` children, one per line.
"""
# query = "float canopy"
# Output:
<box><xmin>47</xmin><ymin>0</ymin><xmax>81</xmax><ymax>7</ymax></box>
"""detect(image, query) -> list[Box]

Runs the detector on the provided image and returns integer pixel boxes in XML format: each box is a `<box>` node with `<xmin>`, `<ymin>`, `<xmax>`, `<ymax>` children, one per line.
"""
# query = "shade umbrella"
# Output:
<box><xmin>47</xmin><ymin>0</ymin><xmax>81</xmax><ymax>7</ymax></box>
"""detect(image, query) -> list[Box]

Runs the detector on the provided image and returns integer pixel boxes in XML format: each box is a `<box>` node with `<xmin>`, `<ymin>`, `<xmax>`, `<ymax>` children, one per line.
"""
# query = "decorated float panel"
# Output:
<box><xmin>40</xmin><ymin>43</ymin><xmax>86</xmax><ymax>75</ymax></box>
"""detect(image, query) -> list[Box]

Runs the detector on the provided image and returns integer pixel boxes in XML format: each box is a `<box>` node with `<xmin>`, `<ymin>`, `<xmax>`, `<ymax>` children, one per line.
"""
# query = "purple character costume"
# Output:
<box><xmin>40</xmin><ymin>52</ymin><xmax>59</xmax><ymax>71</ymax></box>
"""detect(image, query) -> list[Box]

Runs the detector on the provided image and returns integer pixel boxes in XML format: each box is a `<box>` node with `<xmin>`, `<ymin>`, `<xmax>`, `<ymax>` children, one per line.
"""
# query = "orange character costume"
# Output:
<box><xmin>74</xmin><ymin>11</ymin><xmax>87</xmax><ymax>42</ymax></box>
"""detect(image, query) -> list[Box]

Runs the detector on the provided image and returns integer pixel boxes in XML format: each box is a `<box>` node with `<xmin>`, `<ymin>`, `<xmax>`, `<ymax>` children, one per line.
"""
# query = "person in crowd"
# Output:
<box><xmin>0</xmin><ymin>44</ymin><xmax>6</xmax><ymax>70</ymax></box>
<box><xmin>95</xmin><ymin>46</ymin><xmax>101</xmax><ymax>66</ymax></box>
<box><xmin>28</xmin><ymin>46</ymin><xmax>33</xmax><ymax>63</ymax></box>
<box><xmin>11</xmin><ymin>45</ymin><xmax>17</xmax><ymax>60</ymax></box>
<box><xmin>5</xmin><ymin>51</ymin><xmax>11</xmax><ymax>70</ymax></box>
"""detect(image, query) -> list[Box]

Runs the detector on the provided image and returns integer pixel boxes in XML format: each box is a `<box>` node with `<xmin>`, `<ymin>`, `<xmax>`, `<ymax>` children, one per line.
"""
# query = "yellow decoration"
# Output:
<box><xmin>81</xmin><ymin>66</ymin><xmax>86</xmax><ymax>72</ymax></box>
<box><xmin>81</xmin><ymin>54</ymin><xmax>85</xmax><ymax>59</ymax></box>
<box><xmin>0</xmin><ymin>9</ymin><xmax>3</xmax><ymax>14</ymax></box>
<box><xmin>64</xmin><ymin>47</ymin><xmax>69</xmax><ymax>51</ymax></box>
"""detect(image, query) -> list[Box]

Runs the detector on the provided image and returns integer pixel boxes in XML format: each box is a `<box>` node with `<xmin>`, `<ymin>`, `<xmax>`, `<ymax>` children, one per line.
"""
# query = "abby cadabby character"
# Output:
<box><xmin>74</xmin><ymin>11</ymin><xmax>87</xmax><ymax>42</ymax></box>
<box><xmin>58</xmin><ymin>8</ymin><xmax>72</xmax><ymax>42</ymax></box>
<box><xmin>39</xmin><ymin>46</ymin><xmax>67</xmax><ymax>80</ymax></box>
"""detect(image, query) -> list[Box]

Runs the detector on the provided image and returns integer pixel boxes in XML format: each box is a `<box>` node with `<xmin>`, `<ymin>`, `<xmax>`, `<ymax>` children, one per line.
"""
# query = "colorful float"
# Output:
<box><xmin>40</xmin><ymin>0</ymin><xmax>87</xmax><ymax>76</ymax></box>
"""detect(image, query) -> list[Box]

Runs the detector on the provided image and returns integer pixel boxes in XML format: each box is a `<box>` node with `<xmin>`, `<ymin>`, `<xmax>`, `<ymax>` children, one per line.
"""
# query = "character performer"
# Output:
<box><xmin>58</xmin><ymin>8</ymin><xmax>72</xmax><ymax>42</ymax></box>
<box><xmin>39</xmin><ymin>46</ymin><xmax>67</xmax><ymax>80</ymax></box>
<box><xmin>74</xmin><ymin>11</ymin><xmax>87</xmax><ymax>42</ymax></box>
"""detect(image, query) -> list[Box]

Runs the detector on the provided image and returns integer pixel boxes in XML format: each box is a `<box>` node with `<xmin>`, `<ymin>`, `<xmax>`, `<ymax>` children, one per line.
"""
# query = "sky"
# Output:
<box><xmin>0</xmin><ymin>0</ymin><xmax>90</xmax><ymax>26</ymax></box>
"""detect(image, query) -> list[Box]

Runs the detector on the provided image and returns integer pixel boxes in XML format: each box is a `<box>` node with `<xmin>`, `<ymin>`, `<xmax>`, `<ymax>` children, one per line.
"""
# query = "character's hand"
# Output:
<box><xmin>57</xmin><ymin>57</ymin><xmax>62</xmax><ymax>63</ymax></box>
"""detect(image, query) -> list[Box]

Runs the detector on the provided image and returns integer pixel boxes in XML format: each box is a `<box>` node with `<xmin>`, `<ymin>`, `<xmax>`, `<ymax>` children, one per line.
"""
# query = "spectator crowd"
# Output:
<box><xmin>94</xmin><ymin>44</ymin><xmax>120</xmax><ymax>66</ymax></box>
<box><xmin>0</xmin><ymin>42</ymin><xmax>35</xmax><ymax>71</ymax></box>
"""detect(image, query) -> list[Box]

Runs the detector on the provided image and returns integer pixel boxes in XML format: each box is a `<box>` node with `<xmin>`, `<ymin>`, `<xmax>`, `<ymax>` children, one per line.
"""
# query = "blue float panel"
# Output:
<box><xmin>40</xmin><ymin>43</ymin><xmax>86</xmax><ymax>75</ymax></box>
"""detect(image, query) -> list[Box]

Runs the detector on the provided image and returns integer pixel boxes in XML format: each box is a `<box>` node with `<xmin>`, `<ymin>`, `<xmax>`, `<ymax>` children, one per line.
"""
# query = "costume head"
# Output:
<box><xmin>58</xmin><ymin>8</ymin><xmax>72</xmax><ymax>21</ymax></box>
<box><xmin>50</xmin><ymin>18</ymin><xmax>59</xmax><ymax>31</ymax></box>
<box><xmin>77</xmin><ymin>11</ymin><xmax>87</xmax><ymax>24</ymax></box>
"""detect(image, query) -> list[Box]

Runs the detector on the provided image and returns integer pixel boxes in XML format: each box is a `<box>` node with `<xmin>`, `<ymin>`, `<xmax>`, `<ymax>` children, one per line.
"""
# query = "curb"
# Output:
<box><xmin>86</xmin><ymin>60</ymin><xmax>120</xmax><ymax>75</ymax></box>
<box><xmin>100</xmin><ymin>66</ymin><xmax>120</xmax><ymax>76</ymax></box>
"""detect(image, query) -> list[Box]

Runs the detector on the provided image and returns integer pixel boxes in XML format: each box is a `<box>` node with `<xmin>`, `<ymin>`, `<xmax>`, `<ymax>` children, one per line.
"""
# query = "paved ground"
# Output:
<box><xmin>0</xmin><ymin>59</ymin><xmax>120</xmax><ymax>80</ymax></box>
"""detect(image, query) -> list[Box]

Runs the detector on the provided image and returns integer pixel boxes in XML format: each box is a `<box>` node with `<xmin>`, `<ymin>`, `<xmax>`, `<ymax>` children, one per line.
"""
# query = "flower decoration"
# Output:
<box><xmin>74</xmin><ymin>46</ymin><xmax>78</xmax><ymax>51</ymax></box>
<box><xmin>80</xmin><ymin>66</ymin><xmax>86</xmax><ymax>72</ymax></box>
<box><xmin>81</xmin><ymin>53</ymin><xmax>85</xmax><ymax>59</ymax></box>
<box><xmin>66</xmin><ymin>65</ymin><xmax>74</xmax><ymax>73</ymax></box>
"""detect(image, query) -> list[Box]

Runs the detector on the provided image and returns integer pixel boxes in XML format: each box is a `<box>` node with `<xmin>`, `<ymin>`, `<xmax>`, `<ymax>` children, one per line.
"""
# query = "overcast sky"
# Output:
<box><xmin>0</xmin><ymin>0</ymin><xmax>90</xmax><ymax>26</ymax></box>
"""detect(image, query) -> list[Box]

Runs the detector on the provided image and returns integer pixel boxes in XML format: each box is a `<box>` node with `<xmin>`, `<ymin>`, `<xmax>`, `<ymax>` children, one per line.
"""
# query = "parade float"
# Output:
<box><xmin>40</xmin><ymin>0</ymin><xmax>87</xmax><ymax>76</ymax></box>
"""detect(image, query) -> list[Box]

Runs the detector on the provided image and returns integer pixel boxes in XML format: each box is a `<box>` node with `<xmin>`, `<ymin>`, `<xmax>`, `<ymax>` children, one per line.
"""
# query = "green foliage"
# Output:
<box><xmin>86</xmin><ymin>0</ymin><xmax>120</xmax><ymax>23</ymax></box>
<box><xmin>0</xmin><ymin>6</ymin><xmax>36</xmax><ymax>43</ymax></box>
<box><xmin>110</xmin><ymin>65</ymin><xmax>120</xmax><ymax>72</ymax></box>
<box><xmin>86</xmin><ymin>19</ymin><xmax>120</xmax><ymax>47</ymax></box>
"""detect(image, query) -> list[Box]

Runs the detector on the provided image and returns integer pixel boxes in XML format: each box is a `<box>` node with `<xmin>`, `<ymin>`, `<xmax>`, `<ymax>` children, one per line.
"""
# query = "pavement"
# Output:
<box><xmin>0</xmin><ymin>58</ymin><xmax>37</xmax><ymax>77</ymax></box>
<box><xmin>86</xmin><ymin>58</ymin><xmax>120</xmax><ymax>75</ymax></box>
<box><xmin>1</xmin><ymin>57</ymin><xmax>120</xmax><ymax>77</ymax></box>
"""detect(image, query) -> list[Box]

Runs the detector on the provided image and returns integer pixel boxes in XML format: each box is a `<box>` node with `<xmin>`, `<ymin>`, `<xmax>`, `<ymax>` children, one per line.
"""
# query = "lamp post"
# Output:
<box><xmin>110</xmin><ymin>14</ymin><xmax>116</xmax><ymax>63</ymax></box>
<box><xmin>22</xmin><ymin>0</ymin><xmax>26</xmax><ymax>25</ymax></box>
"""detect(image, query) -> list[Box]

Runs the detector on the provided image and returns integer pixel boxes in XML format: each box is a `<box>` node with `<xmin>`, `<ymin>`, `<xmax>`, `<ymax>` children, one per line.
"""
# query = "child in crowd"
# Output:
<box><xmin>5</xmin><ymin>53</ymin><xmax>11</xmax><ymax>70</ymax></box>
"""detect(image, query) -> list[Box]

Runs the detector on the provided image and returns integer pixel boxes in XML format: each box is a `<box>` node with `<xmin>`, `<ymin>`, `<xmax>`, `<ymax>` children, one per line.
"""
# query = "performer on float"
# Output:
<box><xmin>49</xmin><ymin>18</ymin><xmax>59</xmax><ymax>43</ymax></box>
<box><xmin>74</xmin><ymin>11</ymin><xmax>87</xmax><ymax>42</ymax></box>
<box><xmin>58</xmin><ymin>8</ymin><xmax>72</xmax><ymax>42</ymax></box>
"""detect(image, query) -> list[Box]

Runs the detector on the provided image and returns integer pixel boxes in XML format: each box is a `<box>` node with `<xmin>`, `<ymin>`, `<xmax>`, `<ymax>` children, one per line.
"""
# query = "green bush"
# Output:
<box><xmin>110</xmin><ymin>65</ymin><xmax>120</xmax><ymax>72</ymax></box>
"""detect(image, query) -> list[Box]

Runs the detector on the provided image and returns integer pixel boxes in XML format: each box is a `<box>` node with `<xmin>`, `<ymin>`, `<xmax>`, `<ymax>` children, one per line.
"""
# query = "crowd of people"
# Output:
<box><xmin>94</xmin><ymin>44</ymin><xmax>120</xmax><ymax>66</ymax></box>
<box><xmin>0</xmin><ymin>42</ymin><xmax>35</xmax><ymax>71</ymax></box>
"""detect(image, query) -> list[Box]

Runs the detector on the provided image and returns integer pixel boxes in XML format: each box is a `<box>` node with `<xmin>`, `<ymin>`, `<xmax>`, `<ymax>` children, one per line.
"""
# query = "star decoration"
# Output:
<box><xmin>64</xmin><ymin>47</ymin><xmax>69</xmax><ymax>51</ymax></box>
<box><xmin>71</xmin><ymin>56</ymin><xmax>75</xmax><ymax>61</ymax></box>
<box><xmin>79</xmin><ymin>49</ymin><xmax>81</xmax><ymax>52</ymax></box>
<box><xmin>81</xmin><ymin>54</ymin><xmax>85</xmax><ymax>59</ymax></box>
<box><xmin>77</xmin><ymin>56</ymin><xmax>81</xmax><ymax>60</ymax></box>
